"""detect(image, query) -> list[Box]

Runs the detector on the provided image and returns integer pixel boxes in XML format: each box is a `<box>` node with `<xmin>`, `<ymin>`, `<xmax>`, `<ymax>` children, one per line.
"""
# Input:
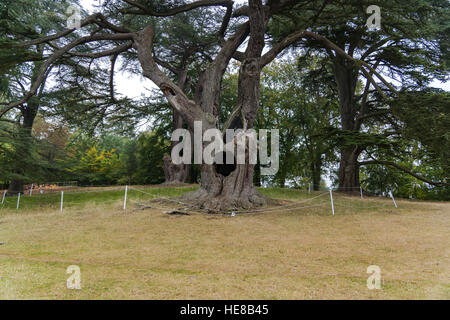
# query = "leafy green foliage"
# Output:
<box><xmin>391</xmin><ymin>90</ymin><xmax>450</xmax><ymax>174</ymax></box>
<box><xmin>134</xmin><ymin>131</ymin><xmax>170</xmax><ymax>185</ymax></box>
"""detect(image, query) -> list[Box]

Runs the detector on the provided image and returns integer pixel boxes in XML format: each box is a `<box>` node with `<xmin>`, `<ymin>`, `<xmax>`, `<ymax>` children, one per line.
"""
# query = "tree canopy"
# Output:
<box><xmin>0</xmin><ymin>0</ymin><xmax>448</xmax><ymax>204</ymax></box>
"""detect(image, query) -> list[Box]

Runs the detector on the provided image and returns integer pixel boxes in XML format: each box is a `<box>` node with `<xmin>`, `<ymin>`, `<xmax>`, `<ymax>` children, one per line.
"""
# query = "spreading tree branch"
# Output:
<box><xmin>218</xmin><ymin>1</ymin><xmax>234</xmax><ymax>41</ymax></box>
<box><xmin>133</xmin><ymin>25</ymin><xmax>204</xmax><ymax>125</ymax></box>
<box><xmin>2</xmin><ymin>14</ymin><xmax>128</xmax><ymax>49</ymax></box>
<box><xmin>109</xmin><ymin>53</ymin><xmax>119</xmax><ymax>101</ymax></box>
<box><xmin>260</xmin><ymin>30</ymin><xmax>399</xmax><ymax>97</ymax></box>
<box><xmin>359</xmin><ymin>160</ymin><xmax>446</xmax><ymax>187</ymax></box>
<box><xmin>121</xmin><ymin>0</ymin><xmax>233</xmax><ymax>16</ymax></box>
<box><xmin>0</xmin><ymin>33</ymin><xmax>134</xmax><ymax>117</ymax></box>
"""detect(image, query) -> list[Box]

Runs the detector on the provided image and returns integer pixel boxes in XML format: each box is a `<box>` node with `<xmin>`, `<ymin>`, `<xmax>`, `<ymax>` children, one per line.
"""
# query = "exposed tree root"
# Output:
<box><xmin>180</xmin><ymin>187</ymin><xmax>267</xmax><ymax>213</ymax></box>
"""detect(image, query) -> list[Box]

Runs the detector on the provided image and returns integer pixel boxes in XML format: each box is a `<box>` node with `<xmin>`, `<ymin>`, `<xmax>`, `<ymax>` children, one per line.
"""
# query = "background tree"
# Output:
<box><xmin>260</xmin><ymin>60</ymin><xmax>339</xmax><ymax>190</ymax></box>
<box><xmin>0</xmin><ymin>0</ymin><xmax>85</xmax><ymax>194</ymax></box>
<box><xmin>359</xmin><ymin>89</ymin><xmax>449</xmax><ymax>199</ymax></box>
<box><xmin>268</xmin><ymin>0</ymin><xmax>449</xmax><ymax>192</ymax></box>
<box><xmin>153</xmin><ymin>7</ymin><xmax>227</xmax><ymax>184</ymax></box>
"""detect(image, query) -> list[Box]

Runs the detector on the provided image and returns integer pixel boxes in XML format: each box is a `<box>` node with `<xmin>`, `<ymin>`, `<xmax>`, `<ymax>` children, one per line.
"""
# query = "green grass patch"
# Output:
<box><xmin>0</xmin><ymin>185</ymin><xmax>199</xmax><ymax>212</ymax></box>
<box><xmin>0</xmin><ymin>185</ymin><xmax>448</xmax><ymax>299</ymax></box>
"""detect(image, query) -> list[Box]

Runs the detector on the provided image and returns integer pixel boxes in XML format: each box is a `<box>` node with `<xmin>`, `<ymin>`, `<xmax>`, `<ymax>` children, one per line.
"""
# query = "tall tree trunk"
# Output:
<box><xmin>163</xmin><ymin>71</ymin><xmax>191</xmax><ymax>184</ymax></box>
<box><xmin>311</xmin><ymin>156</ymin><xmax>322</xmax><ymax>191</ymax></box>
<box><xmin>333</xmin><ymin>57</ymin><xmax>361</xmax><ymax>192</ymax></box>
<box><xmin>253</xmin><ymin>162</ymin><xmax>261</xmax><ymax>187</ymax></box>
<box><xmin>7</xmin><ymin>57</ymin><xmax>43</xmax><ymax>196</ymax></box>
<box><xmin>181</xmin><ymin>0</ymin><xmax>267</xmax><ymax>211</ymax></box>
<box><xmin>338</xmin><ymin>146</ymin><xmax>361</xmax><ymax>192</ymax></box>
<box><xmin>7</xmin><ymin>101</ymin><xmax>38</xmax><ymax>195</ymax></box>
<box><xmin>134</xmin><ymin>7</ymin><xmax>266</xmax><ymax>211</ymax></box>
<box><xmin>163</xmin><ymin>110</ymin><xmax>191</xmax><ymax>184</ymax></box>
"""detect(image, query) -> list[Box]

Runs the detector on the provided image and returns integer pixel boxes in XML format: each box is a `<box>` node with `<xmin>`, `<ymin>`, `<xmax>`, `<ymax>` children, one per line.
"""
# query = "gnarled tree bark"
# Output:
<box><xmin>7</xmin><ymin>100</ymin><xmax>39</xmax><ymax>195</ymax></box>
<box><xmin>181</xmin><ymin>0</ymin><xmax>269</xmax><ymax>211</ymax></box>
<box><xmin>332</xmin><ymin>56</ymin><xmax>361</xmax><ymax>192</ymax></box>
<box><xmin>163</xmin><ymin>71</ymin><xmax>191</xmax><ymax>184</ymax></box>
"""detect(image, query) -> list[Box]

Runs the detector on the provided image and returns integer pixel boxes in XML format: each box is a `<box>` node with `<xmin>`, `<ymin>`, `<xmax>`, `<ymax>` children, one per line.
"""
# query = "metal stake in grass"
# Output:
<box><xmin>30</xmin><ymin>184</ymin><xmax>34</xmax><ymax>196</ymax></box>
<box><xmin>16</xmin><ymin>193</ymin><xmax>20</xmax><ymax>210</ymax></box>
<box><xmin>60</xmin><ymin>191</ymin><xmax>64</xmax><ymax>213</ymax></box>
<box><xmin>360</xmin><ymin>186</ymin><xmax>364</xmax><ymax>200</ymax></box>
<box><xmin>123</xmin><ymin>185</ymin><xmax>128</xmax><ymax>211</ymax></box>
<box><xmin>329</xmin><ymin>188</ymin><xmax>335</xmax><ymax>216</ymax></box>
<box><xmin>1</xmin><ymin>191</ymin><xmax>5</xmax><ymax>204</ymax></box>
<box><xmin>389</xmin><ymin>191</ymin><xmax>398</xmax><ymax>209</ymax></box>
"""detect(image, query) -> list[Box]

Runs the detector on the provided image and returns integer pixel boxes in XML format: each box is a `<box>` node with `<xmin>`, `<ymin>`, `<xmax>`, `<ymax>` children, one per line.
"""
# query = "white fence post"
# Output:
<box><xmin>389</xmin><ymin>190</ymin><xmax>398</xmax><ymax>208</ymax></box>
<box><xmin>329</xmin><ymin>188</ymin><xmax>335</xmax><ymax>216</ymax></box>
<box><xmin>123</xmin><ymin>185</ymin><xmax>128</xmax><ymax>210</ymax></box>
<box><xmin>2</xmin><ymin>191</ymin><xmax>5</xmax><ymax>204</ymax></box>
<box><xmin>16</xmin><ymin>193</ymin><xmax>21</xmax><ymax>210</ymax></box>
<box><xmin>30</xmin><ymin>184</ymin><xmax>34</xmax><ymax>196</ymax></box>
<box><xmin>360</xmin><ymin>186</ymin><xmax>363</xmax><ymax>199</ymax></box>
<box><xmin>60</xmin><ymin>191</ymin><xmax>64</xmax><ymax>213</ymax></box>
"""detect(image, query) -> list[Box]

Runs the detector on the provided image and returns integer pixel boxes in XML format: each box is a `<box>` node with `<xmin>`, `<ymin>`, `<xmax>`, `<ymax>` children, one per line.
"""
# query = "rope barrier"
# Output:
<box><xmin>62</xmin><ymin>199</ymin><xmax>122</xmax><ymax>206</ymax></box>
<box><xmin>0</xmin><ymin>185</ymin><xmax>398</xmax><ymax>215</ymax></box>
<box><xmin>128</xmin><ymin>199</ymin><xmax>169</xmax><ymax>212</ymax></box>
<box><xmin>57</xmin><ymin>187</ymin><xmax>125</xmax><ymax>195</ymax></box>
<box><xmin>129</xmin><ymin>187</ymin><xmax>333</xmax><ymax>215</ymax></box>
<box><xmin>233</xmin><ymin>192</ymin><xmax>330</xmax><ymax>214</ymax></box>
<box><xmin>334</xmin><ymin>203</ymin><xmax>390</xmax><ymax>209</ymax></box>
<box><xmin>234</xmin><ymin>202</ymin><xmax>331</xmax><ymax>215</ymax></box>
<box><xmin>128</xmin><ymin>187</ymin><xmax>195</xmax><ymax>208</ymax></box>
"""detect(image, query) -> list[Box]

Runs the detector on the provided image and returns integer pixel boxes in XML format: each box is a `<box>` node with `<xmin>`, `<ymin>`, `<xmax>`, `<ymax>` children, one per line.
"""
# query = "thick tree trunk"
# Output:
<box><xmin>337</xmin><ymin>147</ymin><xmax>361</xmax><ymax>193</ymax></box>
<box><xmin>338</xmin><ymin>146</ymin><xmax>361</xmax><ymax>192</ymax></box>
<box><xmin>253</xmin><ymin>162</ymin><xmax>261</xmax><ymax>187</ymax></box>
<box><xmin>163</xmin><ymin>110</ymin><xmax>191</xmax><ymax>184</ymax></box>
<box><xmin>163</xmin><ymin>70</ymin><xmax>191</xmax><ymax>184</ymax></box>
<box><xmin>183</xmin><ymin>163</ymin><xmax>266</xmax><ymax>211</ymax></box>
<box><xmin>7</xmin><ymin>180</ymin><xmax>24</xmax><ymax>196</ymax></box>
<box><xmin>278</xmin><ymin>175</ymin><xmax>286</xmax><ymax>188</ymax></box>
<box><xmin>134</xmin><ymin>3</ymin><xmax>267</xmax><ymax>211</ymax></box>
<box><xmin>163</xmin><ymin>156</ymin><xmax>190</xmax><ymax>184</ymax></box>
<box><xmin>182</xmin><ymin>0</ymin><xmax>267</xmax><ymax>211</ymax></box>
<box><xmin>333</xmin><ymin>57</ymin><xmax>361</xmax><ymax>192</ymax></box>
<box><xmin>7</xmin><ymin>102</ymin><xmax>38</xmax><ymax>195</ymax></box>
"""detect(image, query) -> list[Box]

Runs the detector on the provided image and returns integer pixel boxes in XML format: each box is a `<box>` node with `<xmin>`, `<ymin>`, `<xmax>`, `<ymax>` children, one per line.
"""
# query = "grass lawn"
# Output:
<box><xmin>0</xmin><ymin>185</ymin><xmax>448</xmax><ymax>299</ymax></box>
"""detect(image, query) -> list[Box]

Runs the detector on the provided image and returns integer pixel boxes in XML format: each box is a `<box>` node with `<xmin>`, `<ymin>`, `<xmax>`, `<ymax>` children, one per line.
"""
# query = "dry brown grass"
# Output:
<box><xmin>0</xmin><ymin>187</ymin><xmax>448</xmax><ymax>299</ymax></box>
